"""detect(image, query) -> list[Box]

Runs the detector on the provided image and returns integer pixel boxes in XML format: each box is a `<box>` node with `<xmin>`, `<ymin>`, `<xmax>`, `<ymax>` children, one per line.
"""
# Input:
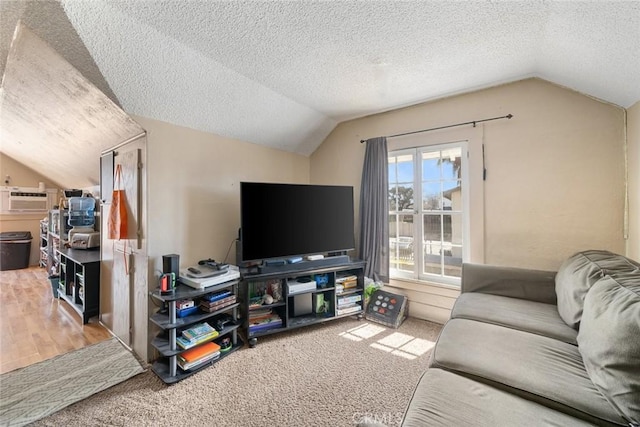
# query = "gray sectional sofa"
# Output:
<box><xmin>364</xmin><ymin>250</ymin><xmax>640</xmax><ymax>426</ymax></box>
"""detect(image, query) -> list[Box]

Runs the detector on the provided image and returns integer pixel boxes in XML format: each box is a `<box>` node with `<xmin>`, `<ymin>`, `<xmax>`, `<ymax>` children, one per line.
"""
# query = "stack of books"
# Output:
<box><xmin>335</xmin><ymin>275</ymin><xmax>358</xmax><ymax>294</ymax></box>
<box><xmin>199</xmin><ymin>290</ymin><xmax>237</xmax><ymax>313</ymax></box>
<box><xmin>248</xmin><ymin>308</ymin><xmax>282</xmax><ymax>334</ymax></box>
<box><xmin>177</xmin><ymin>322</ymin><xmax>219</xmax><ymax>350</ymax></box>
<box><xmin>336</xmin><ymin>293</ymin><xmax>362</xmax><ymax>316</ymax></box>
<box><xmin>177</xmin><ymin>341</ymin><xmax>221</xmax><ymax>371</ymax></box>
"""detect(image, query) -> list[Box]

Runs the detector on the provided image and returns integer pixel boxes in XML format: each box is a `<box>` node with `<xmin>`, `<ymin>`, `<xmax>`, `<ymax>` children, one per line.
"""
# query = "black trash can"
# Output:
<box><xmin>0</xmin><ymin>231</ymin><xmax>33</xmax><ymax>271</ymax></box>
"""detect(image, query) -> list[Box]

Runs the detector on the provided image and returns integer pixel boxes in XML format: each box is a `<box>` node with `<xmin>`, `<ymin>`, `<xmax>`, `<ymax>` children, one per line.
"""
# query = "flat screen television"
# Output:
<box><xmin>240</xmin><ymin>182</ymin><xmax>355</xmax><ymax>262</ymax></box>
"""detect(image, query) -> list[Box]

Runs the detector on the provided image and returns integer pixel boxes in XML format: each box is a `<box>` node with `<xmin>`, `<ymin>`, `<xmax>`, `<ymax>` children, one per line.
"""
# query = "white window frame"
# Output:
<box><xmin>389</xmin><ymin>140</ymin><xmax>470</xmax><ymax>286</ymax></box>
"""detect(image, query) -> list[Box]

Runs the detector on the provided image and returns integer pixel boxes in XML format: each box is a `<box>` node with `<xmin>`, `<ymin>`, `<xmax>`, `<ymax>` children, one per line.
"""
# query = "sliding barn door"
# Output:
<box><xmin>100</xmin><ymin>138</ymin><xmax>148</xmax><ymax>359</ymax></box>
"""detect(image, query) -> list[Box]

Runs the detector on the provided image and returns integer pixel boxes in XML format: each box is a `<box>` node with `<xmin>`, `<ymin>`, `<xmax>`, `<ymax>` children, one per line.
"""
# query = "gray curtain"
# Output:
<box><xmin>359</xmin><ymin>137</ymin><xmax>389</xmax><ymax>282</ymax></box>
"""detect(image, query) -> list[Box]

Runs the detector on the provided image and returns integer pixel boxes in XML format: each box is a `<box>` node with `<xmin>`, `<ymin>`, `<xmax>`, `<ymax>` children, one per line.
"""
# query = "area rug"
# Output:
<box><xmin>0</xmin><ymin>337</ymin><xmax>145</xmax><ymax>427</ymax></box>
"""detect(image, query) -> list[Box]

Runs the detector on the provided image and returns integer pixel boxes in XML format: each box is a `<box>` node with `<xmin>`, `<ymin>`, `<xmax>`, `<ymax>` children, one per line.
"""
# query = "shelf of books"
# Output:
<box><xmin>246</xmin><ymin>278</ymin><xmax>287</xmax><ymax>338</ymax></box>
<box><xmin>239</xmin><ymin>261</ymin><xmax>366</xmax><ymax>346</ymax></box>
<box><xmin>149</xmin><ymin>279</ymin><xmax>242</xmax><ymax>384</ymax></box>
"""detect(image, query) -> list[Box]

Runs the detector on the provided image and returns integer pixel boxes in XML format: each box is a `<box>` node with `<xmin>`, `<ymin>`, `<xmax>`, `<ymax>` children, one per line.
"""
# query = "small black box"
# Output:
<box><xmin>365</xmin><ymin>290</ymin><xmax>408</xmax><ymax>328</ymax></box>
<box><xmin>162</xmin><ymin>254</ymin><xmax>180</xmax><ymax>278</ymax></box>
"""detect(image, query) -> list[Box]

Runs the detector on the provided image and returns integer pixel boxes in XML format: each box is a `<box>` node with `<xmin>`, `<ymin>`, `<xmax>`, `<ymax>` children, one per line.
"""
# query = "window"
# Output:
<box><xmin>389</xmin><ymin>142</ymin><xmax>468</xmax><ymax>285</ymax></box>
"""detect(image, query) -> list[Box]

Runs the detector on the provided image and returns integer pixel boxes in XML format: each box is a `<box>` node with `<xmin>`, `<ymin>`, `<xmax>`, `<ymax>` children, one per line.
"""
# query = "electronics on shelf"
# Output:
<box><xmin>287</xmin><ymin>277</ymin><xmax>317</xmax><ymax>294</ymax></box>
<box><xmin>180</xmin><ymin>265</ymin><xmax>240</xmax><ymax>289</ymax></box>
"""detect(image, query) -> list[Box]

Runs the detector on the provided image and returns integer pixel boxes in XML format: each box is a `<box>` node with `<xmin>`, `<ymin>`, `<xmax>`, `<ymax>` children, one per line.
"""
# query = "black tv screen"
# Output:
<box><xmin>240</xmin><ymin>182</ymin><xmax>355</xmax><ymax>262</ymax></box>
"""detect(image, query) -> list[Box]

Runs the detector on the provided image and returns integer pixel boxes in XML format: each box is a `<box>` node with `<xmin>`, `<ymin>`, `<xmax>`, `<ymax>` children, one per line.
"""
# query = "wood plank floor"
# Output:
<box><xmin>0</xmin><ymin>267</ymin><xmax>112</xmax><ymax>374</ymax></box>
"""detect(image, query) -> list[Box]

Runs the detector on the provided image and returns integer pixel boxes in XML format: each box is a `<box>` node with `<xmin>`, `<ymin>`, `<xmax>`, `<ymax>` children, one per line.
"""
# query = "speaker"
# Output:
<box><xmin>162</xmin><ymin>254</ymin><xmax>180</xmax><ymax>277</ymax></box>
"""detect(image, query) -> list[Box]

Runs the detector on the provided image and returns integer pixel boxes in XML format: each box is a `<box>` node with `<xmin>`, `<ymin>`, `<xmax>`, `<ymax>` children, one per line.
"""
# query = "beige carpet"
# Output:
<box><xmin>30</xmin><ymin>317</ymin><xmax>442</xmax><ymax>427</ymax></box>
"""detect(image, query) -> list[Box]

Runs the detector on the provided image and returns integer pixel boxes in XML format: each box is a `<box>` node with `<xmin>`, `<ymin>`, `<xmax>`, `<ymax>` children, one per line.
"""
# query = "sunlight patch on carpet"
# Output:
<box><xmin>0</xmin><ymin>337</ymin><xmax>144</xmax><ymax>427</ymax></box>
<box><xmin>377</xmin><ymin>332</ymin><xmax>414</xmax><ymax>348</ymax></box>
<box><xmin>339</xmin><ymin>322</ymin><xmax>386</xmax><ymax>341</ymax></box>
<box><xmin>338</xmin><ymin>322</ymin><xmax>435</xmax><ymax>360</ymax></box>
<box><xmin>371</xmin><ymin>333</ymin><xmax>435</xmax><ymax>360</ymax></box>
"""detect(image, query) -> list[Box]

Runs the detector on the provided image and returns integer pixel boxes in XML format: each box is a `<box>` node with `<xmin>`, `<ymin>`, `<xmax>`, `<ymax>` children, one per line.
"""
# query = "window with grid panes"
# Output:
<box><xmin>388</xmin><ymin>142</ymin><xmax>468</xmax><ymax>285</ymax></box>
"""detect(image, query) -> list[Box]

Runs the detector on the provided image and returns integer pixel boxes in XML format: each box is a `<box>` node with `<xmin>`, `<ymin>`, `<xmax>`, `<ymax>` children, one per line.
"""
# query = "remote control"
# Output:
<box><xmin>188</xmin><ymin>267</ymin><xmax>201</xmax><ymax>274</ymax></box>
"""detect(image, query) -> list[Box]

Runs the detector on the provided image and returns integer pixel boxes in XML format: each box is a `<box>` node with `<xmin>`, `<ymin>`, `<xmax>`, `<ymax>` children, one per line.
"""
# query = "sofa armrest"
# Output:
<box><xmin>461</xmin><ymin>263</ymin><xmax>557</xmax><ymax>304</ymax></box>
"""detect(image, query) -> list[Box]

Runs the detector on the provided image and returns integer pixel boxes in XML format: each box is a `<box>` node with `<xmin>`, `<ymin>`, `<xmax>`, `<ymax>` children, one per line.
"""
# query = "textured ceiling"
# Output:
<box><xmin>1</xmin><ymin>1</ymin><xmax>639</xmax><ymax>186</ymax></box>
<box><xmin>1</xmin><ymin>22</ymin><xmax>144</xmax><ymax>189</ymax></box>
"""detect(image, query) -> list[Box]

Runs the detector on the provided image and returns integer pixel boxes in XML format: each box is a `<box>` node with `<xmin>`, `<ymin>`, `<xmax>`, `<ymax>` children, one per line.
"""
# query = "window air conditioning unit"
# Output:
<box><xmin>9</xmin><ymin>191</ymin><xmax>48</xmax><ymax>211</ymax></box>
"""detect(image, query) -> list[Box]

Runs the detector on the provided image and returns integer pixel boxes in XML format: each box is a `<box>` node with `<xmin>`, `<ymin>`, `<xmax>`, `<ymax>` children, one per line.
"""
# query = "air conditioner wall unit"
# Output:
<box><xmin>9</xmin><ymin>191</ymin><xmax>48</xmax><ymax>211</ymax></box>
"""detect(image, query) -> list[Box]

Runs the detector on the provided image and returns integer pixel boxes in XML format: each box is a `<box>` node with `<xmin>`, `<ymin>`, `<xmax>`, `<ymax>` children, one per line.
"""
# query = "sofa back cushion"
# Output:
<box><xmin>555</xmin><ymin>250</ymin><xmax>639</xmax><ymax>329</ymax></box>
<box><xmin>578</xmin><ymin>273</ymin><xmax>640</xmax><ymax>425</ymax></box>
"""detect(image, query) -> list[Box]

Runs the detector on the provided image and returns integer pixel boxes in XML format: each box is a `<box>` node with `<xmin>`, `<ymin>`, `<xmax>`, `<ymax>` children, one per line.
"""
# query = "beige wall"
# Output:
<box><xmin>627</xmin><ymin>101</ymin><xmax>640</xmax><ymax>261</ymax></box>
<box><xmin>133</xmin><ymin>116</ymin><xmax>310</xmax><ymax>272</ymax></box>
<box><xmin>0</xmin><ymin>152</ymin><xmax>62</xmax><ymax>191</ymax></box>
<box><xmin>135</xmin><ymin>116</ymin><xmax>309</xmax><ymax>360</ymax></box>
<box><xmin>311</xmin><ymin>78</ymin><xmax>626</xmax><ymax>323</ymax></box>
<box><xmin>0</xmin><ymin>152</ymin><xmax>62</xmax><ymax>267</ymax></box>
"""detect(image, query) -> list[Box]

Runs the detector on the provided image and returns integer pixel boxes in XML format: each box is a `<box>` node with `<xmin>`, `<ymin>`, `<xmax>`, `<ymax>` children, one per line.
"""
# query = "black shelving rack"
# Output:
<box><xmin>149</xmin><ymin>279</ymin><xmax>242</xmax><ymax>384</ymax></box>
<box><xmin>239</xmin><ymin>260</ymin><xmax>366</xmax><ymax>347</ymax></box>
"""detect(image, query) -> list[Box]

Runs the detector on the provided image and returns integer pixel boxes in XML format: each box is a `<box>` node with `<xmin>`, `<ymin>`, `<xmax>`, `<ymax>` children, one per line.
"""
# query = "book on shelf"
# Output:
<box><xmin>178</xmin><ymin>352</ymin><xmax>220</xmax><ymax>371</ymax></box>
<box><xmin>248</xmin><ymin>313</ymin><xmax>282</xmax><ymax>332</ymax></box>
<box><xmin>176</xmin><ymin>330</ymin><xmax>220</xmax><ymax>350</ymax></box>
<box><xmin>335</xmin><ymin>275</ymin><xmax>358</xmax><ymax>284</ymax></box>
<box><xmin>202</xmin><ymin>290</ymin><xmax>233</xmax><ymax>302</ymax></box>
<box><xmin>336</xmin><ymin>301</ymin><xmax>359</xmax><ymax>309</ymax></box>
<box><xmin>249</xmin><ymin>313</ymin><xmax>282</xmax><ymax>325</ymax></box>
<box><xmin>249</xmin><ymin>297</ymin><xmax>265</xmax><ymax>308</ymax></box>
<box><xmin>178</xmin><ymin>341</ymin><xmax>222</xmax><ymax>370</ymax></box>
<box><xmin>249</xmin><ymin>322</ymin><xmax>282</xmax><ymax>333</ymax></box>
<box><xmin>249</xmin><ymin>306</ymin><xmax>281</xmax><ymax>320</ymax></box>
<box><xmin>179</xmin><ymin>341</ymin><xmax>221</xmax><ymax>362</ymax></box>
<box><xmin>249</xmin><ymin>319</ymin><xmax>283</xmax><ymax>333</ymax></box>
<box><xmin>181</xmin><ymin>322</ymin><xmax>216</xmax><ymax>341</ymax></box>
<box><xmin>249</xmin><ymin>307</ymin><xmax>275</xmax><ymax>317</ymax></box>
<box><xmin>342</xmin><ymin>280</ymin><xmax>357</xmax><ymax>289</ymax></box>
<box><xmin>336</xmin><ymin>305</ymin><xmax>362</xmax><ymax>316</ymax></box>
<box><xmin>337</xmin><ymin>294</ymin><xmax>362</xmax><ymax>306</ymax></box>
<box><xmin>198</xmin><ymin>295</ymin><xmax>237</xmax><ymax>312</ymax></box>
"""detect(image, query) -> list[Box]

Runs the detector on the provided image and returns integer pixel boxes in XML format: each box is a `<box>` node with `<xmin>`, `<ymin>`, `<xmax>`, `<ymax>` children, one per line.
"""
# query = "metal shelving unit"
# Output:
<box><xmin>149</xmin><ymin>279</ymin><xmax>242</xmax><ymax>384</ymax></box>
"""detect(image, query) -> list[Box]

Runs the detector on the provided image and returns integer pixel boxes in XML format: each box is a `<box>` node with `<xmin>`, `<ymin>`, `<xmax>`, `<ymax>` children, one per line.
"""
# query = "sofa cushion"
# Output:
<box><xmin>578</xmin><ymin>273</ymin><xmax>640</xmax><ymax>425</ymax></box>
<box><xmin>451</xmin><ymin>293</ymin><xmax>578</xmax><ymax>344</ymax></box>
<box><xmin>461</xmin><ymin>263</ymin><xmax>557</xmax><ymax>304</ymax></box>
<box><xmin>555</xmin><ymin>250</ymin><xmax>639</xmax><ymax>330</ymax></box>
<box><xmin>430</xmin><ymin>318</ymin><xmax>626</xmax><ymax>425</ymax></box>
<box><xmin>401</xmin><ymin>368</ymin><xmax>597</xmax><ymax>427</ymax></box>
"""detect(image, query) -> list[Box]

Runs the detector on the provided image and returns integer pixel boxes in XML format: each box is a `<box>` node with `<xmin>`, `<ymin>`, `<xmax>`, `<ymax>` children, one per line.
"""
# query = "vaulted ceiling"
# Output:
<box><xmin>1</xmin><ymin>1</ymin><xmax>639</xmax><ymax>188</ymax></box>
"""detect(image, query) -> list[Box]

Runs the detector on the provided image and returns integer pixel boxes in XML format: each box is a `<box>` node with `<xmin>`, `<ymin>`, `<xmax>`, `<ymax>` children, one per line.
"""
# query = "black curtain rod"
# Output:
<box><xmin>359</xmin><ymin>114</ymin><xmax>513</xmax><ymax>143</ymax></box>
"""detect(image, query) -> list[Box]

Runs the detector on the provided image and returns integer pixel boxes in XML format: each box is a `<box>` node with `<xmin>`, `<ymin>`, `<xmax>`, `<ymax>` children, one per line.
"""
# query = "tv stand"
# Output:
<box><xmin>239</xmin><ymin>259</ymin><xmax>366</xmax><ymax>347</ymax></box>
